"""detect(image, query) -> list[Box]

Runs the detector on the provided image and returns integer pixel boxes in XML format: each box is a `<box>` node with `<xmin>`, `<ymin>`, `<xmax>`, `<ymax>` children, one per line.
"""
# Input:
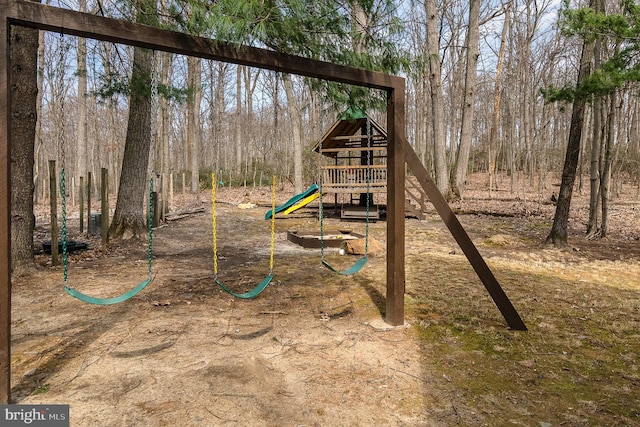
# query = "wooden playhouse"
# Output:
<box><xmin>313</xmin><ymin>109</ymin><xmax>428</xmax><ymax>220</ymax></box>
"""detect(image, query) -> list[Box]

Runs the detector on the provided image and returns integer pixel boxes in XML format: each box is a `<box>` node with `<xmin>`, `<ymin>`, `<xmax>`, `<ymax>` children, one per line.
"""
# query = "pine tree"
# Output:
<box><xmin>544</xmin><ymin>0</ymin><xmax>640</xmax><ymax>245</ymax></box>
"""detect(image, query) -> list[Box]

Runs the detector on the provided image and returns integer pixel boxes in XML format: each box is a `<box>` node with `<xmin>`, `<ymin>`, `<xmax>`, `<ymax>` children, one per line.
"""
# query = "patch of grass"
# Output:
<box><xmin>408</xmin><ymin>252</ymin><xmax>640</xmax><ymax>425</ymax></box>
<box><xmin>531</xmin><ymin>221</ymin><xmax>552</xmax><ymax>229</ymax></box>
<box><xmin>416</xmin><ymin>319</ymin><xmax>639</xmax><ymax>423</ymax></box>
<box><xmin>33</xmin><ymin>383</ymin><xmax>50</xmax><ymax>394</ymax></box>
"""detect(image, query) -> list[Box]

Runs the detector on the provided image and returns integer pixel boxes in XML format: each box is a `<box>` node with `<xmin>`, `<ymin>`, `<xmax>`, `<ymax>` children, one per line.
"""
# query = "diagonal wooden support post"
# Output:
<box><xmin>404</xmin><ymin>143</ymin><xmax>527</xmax><ymax>331</ymax></box>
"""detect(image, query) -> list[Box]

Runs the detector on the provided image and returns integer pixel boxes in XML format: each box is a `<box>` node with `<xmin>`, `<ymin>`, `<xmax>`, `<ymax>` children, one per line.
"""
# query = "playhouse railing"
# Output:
<box><xmin>320</xmin><ymin>164</ymin><xmax>387</xmax><ymax>193</ymax></box>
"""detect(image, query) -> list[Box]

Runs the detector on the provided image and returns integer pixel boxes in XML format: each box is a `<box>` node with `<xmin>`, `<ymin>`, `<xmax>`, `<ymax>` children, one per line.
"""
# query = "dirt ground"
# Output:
<box><xmin>9</xmin><ymin>173</ymin><xmax>640</xmax><ymax>426</ymax></box>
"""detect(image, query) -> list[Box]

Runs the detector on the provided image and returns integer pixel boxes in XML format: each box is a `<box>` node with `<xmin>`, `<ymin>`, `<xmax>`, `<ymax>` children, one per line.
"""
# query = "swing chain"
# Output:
<box><xmin>269</xmin><ymin>175</ymin><xmax>276</xmax><ymax>274</ymax></box>
<box><xmin>147</xmin><ymin>178</ymin><xmax>154</xmax><ymax>278</ymax></box>
<box><xmin>364</xmin><ymin>117</ymin><xmax>372</xmax><ymax>255</ymax></box>
<box><xmin>211</xmin><ymin>173</ymin><xmax>218</xmax><ymax>279</ymax></box>
<box><xmin>61</xmin><ymin>168</ymin><xmax>68</xmax><ymax>284</ymax></box>
<box><xmin>150</xmin><ymin>50</ymin><xmax>159</xmax><ymax>165</ymax></box>
<box><xmin>318</xmin><ymin>136</ymin><xmax>326</xmax><ymax>259</ymax></box>
<box><xmin>57</xmin><ymin>32</ymin><xmax>69</xmax><ymax>285</ymax></box>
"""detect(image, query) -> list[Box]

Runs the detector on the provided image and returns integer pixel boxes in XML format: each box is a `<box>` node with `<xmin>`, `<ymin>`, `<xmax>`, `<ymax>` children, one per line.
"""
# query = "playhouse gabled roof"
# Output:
<box><xmin>312</xmin><ymin>110</ymin><xmax>387</xmax><ymax>158</ymax></box>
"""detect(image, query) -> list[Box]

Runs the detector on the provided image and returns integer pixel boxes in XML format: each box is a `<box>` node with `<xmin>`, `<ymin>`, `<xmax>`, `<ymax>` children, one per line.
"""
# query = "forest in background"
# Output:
<box><xmin>23</xmin><ymin>0</ymin><xmax>640</xmax><ymax>232</ymax></box>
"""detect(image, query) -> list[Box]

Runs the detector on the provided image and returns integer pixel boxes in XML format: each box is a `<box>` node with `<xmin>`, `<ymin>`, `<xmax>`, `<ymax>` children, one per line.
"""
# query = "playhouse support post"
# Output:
<box><xmin>1</xmin><ymin>7</ymin><xmax>12</xmax><ymax>404</ymax></box>
<box><xmin>385</xmin><ymin>85</ymin><xmax>406</xmax><ymax>326</ymax></box>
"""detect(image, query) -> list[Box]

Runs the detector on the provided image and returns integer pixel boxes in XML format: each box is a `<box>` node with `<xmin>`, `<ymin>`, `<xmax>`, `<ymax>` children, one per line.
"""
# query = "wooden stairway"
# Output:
<box><xmin>405</xmin><ymin>175</ymin><xmax>429</xmax><ymax>219</ymax></box>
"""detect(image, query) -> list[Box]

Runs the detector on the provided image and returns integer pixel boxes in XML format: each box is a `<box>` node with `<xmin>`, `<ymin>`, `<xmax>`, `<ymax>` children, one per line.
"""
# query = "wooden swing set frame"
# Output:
<box><xmin>0</xmin><ymin>0</ymin><xmax>526</xmax><ymax>403</ymax></box>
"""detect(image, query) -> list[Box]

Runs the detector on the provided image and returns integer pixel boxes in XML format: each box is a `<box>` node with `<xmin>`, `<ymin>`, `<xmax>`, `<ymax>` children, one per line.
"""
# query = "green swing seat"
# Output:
<box><xmin>321</xmin><ymin>256</ymin><xmax>368</xmax><ymax>276</ymax></box>
<box><xmin>64</xmin><ymin>277</ymin><xmax>152</xmax><ymax>305</ymax></box>
<box><xmin>213</xmin><ymin>274</ymin><xmax>274</xmax><ymax>299</ymax></box>
<box><xmin>61</xmin><ymin>172</ymin><xmax>155</xmax><ymax>305</ymax></box>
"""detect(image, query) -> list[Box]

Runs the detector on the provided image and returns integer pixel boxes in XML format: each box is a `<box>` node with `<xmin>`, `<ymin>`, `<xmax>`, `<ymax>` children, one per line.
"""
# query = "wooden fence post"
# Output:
<box><xmin>169</xmin><ymin>172</ymin><xmax>174</xmax><ymax>207</ymax></box>
<box><xmin>101</xmin><ymin>168</ymin><xmax>108</xmax><ymax>249</ymax></box>
<box><xmin>79</xmin><ymin>176</ymin><xmax>84</xmax><ymax>233</ymax></box>
<box><xmin>86</xmin><ymin>171</ymin><xmax>92</xmax><ymax>235</ymax></box>
<box><xmin>152</xmin><ymin>191</ymin><xmax>159</xmax><ymax>228</ymax></box>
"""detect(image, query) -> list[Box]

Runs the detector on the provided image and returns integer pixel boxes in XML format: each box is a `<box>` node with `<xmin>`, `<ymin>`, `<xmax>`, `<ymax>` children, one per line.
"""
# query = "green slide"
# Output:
<box><xmin>265</xmin><ymin>184</ymin><xmax>319</xmax><ymax>220</ymax></box>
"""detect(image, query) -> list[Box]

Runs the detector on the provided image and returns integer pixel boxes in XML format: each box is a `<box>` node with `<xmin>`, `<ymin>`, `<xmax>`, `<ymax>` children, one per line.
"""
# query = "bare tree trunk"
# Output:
<box><xmin>414</xmin><ymin>77</ymin><xmax>427</xmax><ymax>164</ymax></box>
<box><xmin>10</xmin><ymin>12</ymin><xmax>39</xmax><ymax>271</ymax></box>
<box><xmin>598</xmin><ymin>93</ymin><xmax>616</xmax><ymax>238</ymax></box>
<box><xmin>210</xmin><ymin>62</ymin><xmax>227</xmax><ymax>174</ymax></box>
<box><xmin>100</xmin><ymin>42</ymin><xmax>114</xmax><ymax>199</ymax></box>
<box><xmin>452</xmin><ymin>0</ymin><xmax>480</xmax><ymax>200</ymax></box>
<box><xmin>109</xmin><ymin>0</ymin><xmax>156</xmax><ymax>239</ymax></box>
<box><xmin>587</xmin><ymin>0</ymin><xmax>605</xmax><ymax>236</ymax></box>
<box><xmin>629</xmin><ymin>90</ymin><xmax>640</xmax><ymax>199</ymax></box>
<box><xmin>538</xmin><ymin>41</ymin><xmax>558</xmax><ymax>196</ymax></box>
<box><xmin>76</xmin><ymin>0</ymin><xmax>88</xmax><ymax>200</ymax></box>
<box><xmin>488</xmin><ymin>6</ymin><xmax>510</xmax><ymax>199</ymax></box>
<box><xmin>187</xmin><ymin>56</ymin><xmax>201</xmax><ymax>196</ymax></box>
<box><xmin>587</xmin><ymin>92</ymin><xmax>602</xmax><ymax>235</ymax></box>
<box><xmin>444</xmin><ymin>13</ymin><xmax>464</xmax><ymax>171</ymax></box>
<box><xmin>34</xmin><ymin>29</ymin><xmax>45</xmax><ymax>205</ymax></box>
<box><xmin>425</xmin><ymin>0</ymin><xmax>448</xmax><ymax>196</ymax></box>
<box><xmin>283</xmin><ymin>74</ymin><xmax>303</xmax><ymax>193</ymax></box>
<box><xmin>235</xmin><ymin>66</ymin><xmax>243</xmax><ymax>179</ymax></box>
<box><xmin>159</xmin><ymin>51</ymin><xmax>171</xmax><ymax>206</ymax></box>
<box><xmin>155</xmin><ymin>0</ymin><xmax>170</xmax><ymax>195</ymax></box>
<box><xmin>270</xmin><ymin>73</ymin><xmax>280</xmax><ymax>176</ymax></box>
<box><xmin>546</xmin><ymin>20</ymin><xmax>594</xmax><ymax>246</ymax></box>
<box><xmin>522</xmin><ymin>61</ymin><xmax>534</xmax><ymax>191</ymax></box>
<box><xmin>242</xmin><ymin>66</ymin><xmax>261</xmax><ymax>184</ymax></box>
